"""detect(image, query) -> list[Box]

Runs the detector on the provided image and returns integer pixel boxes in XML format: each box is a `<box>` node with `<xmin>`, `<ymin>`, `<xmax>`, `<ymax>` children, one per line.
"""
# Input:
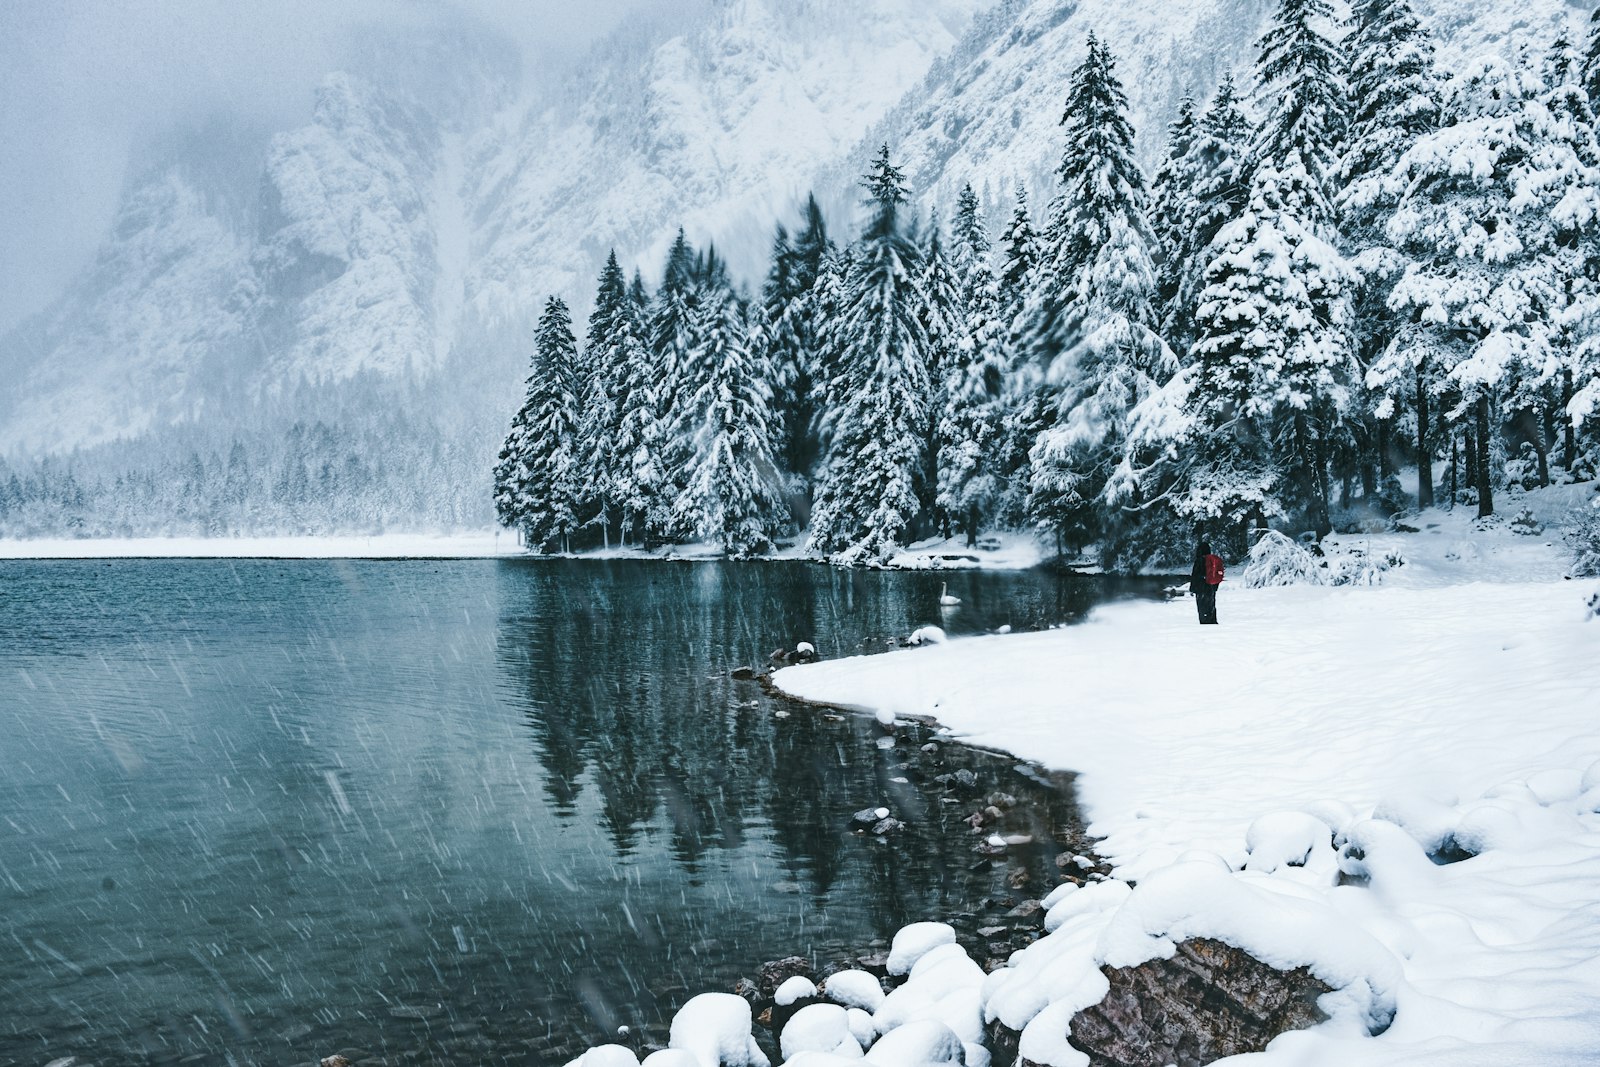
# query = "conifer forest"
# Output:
<box><xmin>494</xmin><ymin>0</ymin><xmax>1600</xmax><ymax>566</ymax></box>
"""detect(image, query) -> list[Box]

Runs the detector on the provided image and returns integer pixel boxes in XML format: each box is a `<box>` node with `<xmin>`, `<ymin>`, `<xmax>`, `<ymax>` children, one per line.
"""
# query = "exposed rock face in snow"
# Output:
<box><xmin>1059</xmin><ymin>938</ymin><xmax>1331</xmax><ymax>1067</ymax></box>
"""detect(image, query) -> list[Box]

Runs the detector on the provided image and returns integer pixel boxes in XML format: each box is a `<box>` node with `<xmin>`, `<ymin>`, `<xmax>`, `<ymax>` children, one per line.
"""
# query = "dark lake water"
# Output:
<box><xmin>0</xmin><ymin>559</ymin><xmax>1165</xmax><ymax>1066</ymax></box>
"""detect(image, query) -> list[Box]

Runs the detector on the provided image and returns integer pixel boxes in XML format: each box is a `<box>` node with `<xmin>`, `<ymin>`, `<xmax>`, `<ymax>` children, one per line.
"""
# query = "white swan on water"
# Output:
<box><xmin>939</xmin><ymin>582</ymin><xmax>961</xmax><ymax>607</ymax></box>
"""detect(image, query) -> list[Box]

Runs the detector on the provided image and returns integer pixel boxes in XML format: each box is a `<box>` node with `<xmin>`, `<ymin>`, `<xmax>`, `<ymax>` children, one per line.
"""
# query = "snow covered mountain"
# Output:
<box><xmin>843</xmin><ymin>0</ymin><xmax>1578</xmax><ymax>230</ymax></box>
<box><xmin>0</xmin><ymin>0</ymin><xmax>1582</xmax><ymax>509</ymax></box>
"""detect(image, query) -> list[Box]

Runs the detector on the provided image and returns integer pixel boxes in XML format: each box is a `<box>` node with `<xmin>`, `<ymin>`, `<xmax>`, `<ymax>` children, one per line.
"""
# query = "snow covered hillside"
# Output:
<box><xmin>829</xmin><ymin>0</ymin><xmax>1579</xmax><ymax>226</ymax></box>
<box><xmin>0</xmin><ymin>0</ymin><xmax>1581</xmax><ymax>507</ymax></box>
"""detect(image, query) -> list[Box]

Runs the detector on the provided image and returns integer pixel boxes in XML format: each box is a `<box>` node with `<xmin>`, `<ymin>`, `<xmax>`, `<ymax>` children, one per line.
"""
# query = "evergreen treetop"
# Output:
<box><xmin>1253</xmin><ymin>0</ymin><xmax>1348</xmax><ymax>222</ymax></box>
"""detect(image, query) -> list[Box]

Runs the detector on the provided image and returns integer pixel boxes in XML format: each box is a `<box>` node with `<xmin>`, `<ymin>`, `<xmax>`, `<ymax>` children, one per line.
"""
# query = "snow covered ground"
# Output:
<box><xmin>0</xmin><ymin>531</ymin><xmax>525</xmax><ymax>559</ymax></box>
<box><xmin>753</xmin><ymin>491</ymin><xmax>1600</xmax><ymax>1065</ymax></box>
<box><xmin>886</xmin><ymin>531</ymin><xmax>1047</xmax><ymax>571</ymax></box>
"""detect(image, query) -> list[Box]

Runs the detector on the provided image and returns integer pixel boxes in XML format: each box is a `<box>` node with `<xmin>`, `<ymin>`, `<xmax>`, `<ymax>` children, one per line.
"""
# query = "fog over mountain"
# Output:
<box><xmin>0</xmin><ymin>0</ymin><xmax>1580</xmax><ymax>533</ymax></box>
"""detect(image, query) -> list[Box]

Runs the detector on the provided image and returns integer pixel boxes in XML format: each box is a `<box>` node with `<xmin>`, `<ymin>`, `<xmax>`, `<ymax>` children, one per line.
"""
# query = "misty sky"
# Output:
<box><xmin>0</xmin><ymin>0</ymin><xmax>673</xmax><ymax>336</ymax></box>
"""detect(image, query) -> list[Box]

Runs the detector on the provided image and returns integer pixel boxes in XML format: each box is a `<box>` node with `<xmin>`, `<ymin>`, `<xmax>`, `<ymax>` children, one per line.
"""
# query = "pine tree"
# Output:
<box><xmin>1149</xmin><ymin>92</ymin><xmax>1199</xmax><ymax>321</ymax></box>
<box><xmin>994</xmin><ymin>183</ymin><xmax>1045</xmax><ymax>526</ymax></box>
<box><xmin>673</xmin><ymin>285</ymin><xmax>789</xmax><ymax>556</ymax></box>
<box><xmin>998</xmin><ymin>183</ymin><xmax>1039</xmax><ymax>332</ymax></box>
<box><xmin>761</xmin><ymin>225</ymin><xmax>802</xmax><ymax>473</ymax></box>
<box><xmin>1534</xmin><ymin>30</ymin><xmax>1600</xmax><ymax>481</ymax></box>
<box><xmin>938</xmin><ymin>186</ymin><xmax>1008</xmax><ymax>544</ymax></box>
<box><xmin>765</xmin><ymin>196</ymin><xmax>832</xmax><ymax>482</ymax></box>
<box><xmin>1175</xmin><ymin>166</ymin><xmax>1356</xmax><ymax>541</ymax></box>
<box><xmin>1387</xmin><ymin>53</ymin><xmax>1600</xmax><ymax>517</ymax></box>
<box><xmin>1585</xmin><ymin>6</ymin><xmax>1600</xmax><ymax>109</ymax></box>
<box><xmin>612</xmin><ymin>271</ymin><xmax>660</xmax><ymax>544</ymax></box>
<box><xmin>950</xmin><ymin>184</ymin><xmax>990</xmax><ymax>283</ymax></box>
<box><xmin>577</xmin><ymin>251</ymin><xmax>635</xmax><ymax>545</ymax></box>
<box><xmin>1160</xmin><ymin>75</ymin><xmax>1254</xmax><ymax>353</ymax></box>
<box><xmin>646</xmin><ymin>230</ymin><xmax>703</xmax><ymax>540</ymax></box>
<box><xmin>809</xmin><ymin>146</ymin><xmax>932</xmax><ymax>561</ymax></box>
<box><xmin>1026</xmin><ymin>35</ymin><xmax>1174</xmax><ymax>551</ymax></box>
<box><xmin>809</xmin><ymin>242</ymin><xmax>856</xmax><ymax>455</ymax></box>
<box><xmin>1235</xmin><ymin>0</ymin><xmax>1357</xmax><ymax>535</ymax></box>
<box><xmin>1026</xmin><ymin>34</ymin><xmax>1151</xmax><ymax>364</ymax></box>
<box><xmin>495</xmin><ymin>296</ymin><xmax>582</xmax><ymax>552</ymax></box>
<box><xmin>1338</xmin><ymin>0</ymin><xmax>1443</xmax><ymax>506</ymax></box>
<box><xmin>1253</xmin><ymin>0</ymin><xmax>1348</xmax><ymax>224</ymax></box>
<box><xmin>920</xmin><ymin>216</ymin><xmax>964</xmax><ymax>527</ymax></box>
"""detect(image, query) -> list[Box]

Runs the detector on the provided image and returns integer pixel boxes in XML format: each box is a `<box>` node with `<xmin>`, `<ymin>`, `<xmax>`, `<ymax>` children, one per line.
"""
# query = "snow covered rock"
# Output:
<box><xmin>845</xmin><ymin>1007</ymin><xmax>876</xmax><ymax>1048</ymax></box>
<box><xmin>876</xmin><ymin>942</ymin><xmax>986</xmax><ymax>1044</ymax></box>
<box><xmin>850</xmin><ymin>807</ymin><xmax>893</xmax><ymax>831</ymax></box>
<box><xmin>564</xmin><ymin>1046</ymin><xmax>641</xmax><ymax>1067</ymax></box>
<box><xmin>821</xmin><ymin>969</ymin><xmax>886</xmax><ymax>1013</ymax></box>
<box><xmin>779</xmin><ymin>1003</ymin><xmax>863</xmax><ymax>1059</ymax></box>
<box><xmin>775</xmin><ymin>975</ymin><xmax>819</xmax><ymax>1007</ymax></box>
<box><xmin>780</xmin><ymin>1055</ymin><xmax>862</xmax><ymax>1067</ymax></box>
<box><xmin>861</xmin><ymin>1019</ymin><xmax>966</xmax><ymax>1064</ymax></box>
<box><xmin>1243</xmin><ymin>811</ymin><xmax>1336</xmax><ymax>881</ymax></box>
<box><xmin>886</xmin><ymin>922</ymin><xmax>958</xmax><ymax>976</ymax></box>
<box><xmin>641</xmin><ymin>1052</ymin><xmax>701</xmax><ymax>1067</ymax></box>
<box><xmin>758</xmin><ymin>957</ymin><xmax>815</xmax><ymax>999</ymax></box>
<box><xmin>668</xmin><ymin>993</ymin><xmax>770</xmax><ymax>1067</ymax></box>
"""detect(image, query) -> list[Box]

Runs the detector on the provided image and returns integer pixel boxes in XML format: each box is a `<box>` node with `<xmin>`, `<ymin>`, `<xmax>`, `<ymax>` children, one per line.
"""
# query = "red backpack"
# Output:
<box><xmin>1204</xmin><ymin>553</ymin><xmax>1225</xmax><ymax>585</ymax></box>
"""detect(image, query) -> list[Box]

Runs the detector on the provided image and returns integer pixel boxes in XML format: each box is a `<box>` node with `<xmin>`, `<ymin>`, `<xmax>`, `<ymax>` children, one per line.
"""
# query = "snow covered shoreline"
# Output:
<box><xmin>763</xmin><ymin>516</ymin><xmax>1600</xmax><ymax>1064</ymax></box>
<box><xmin>0</xmin><ymin>529</ymin><xmax>1047</xmax><ymax>568</ymax></box>
<box><xmin>0</xmin><ymin>532</ymin><xmax>527</xmax><ymax>559</ymax></box>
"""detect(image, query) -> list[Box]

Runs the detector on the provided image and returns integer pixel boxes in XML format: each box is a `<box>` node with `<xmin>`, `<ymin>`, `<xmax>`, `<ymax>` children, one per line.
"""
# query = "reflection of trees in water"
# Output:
<box><xmin>493</xmin><ymin>560</ymin><xmax>1137</xmax><ymax>908</ymax></box>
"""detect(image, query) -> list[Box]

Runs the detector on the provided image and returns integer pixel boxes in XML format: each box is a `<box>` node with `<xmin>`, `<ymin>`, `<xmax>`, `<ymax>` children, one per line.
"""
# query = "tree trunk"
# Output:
<box><xmin>1475</xmin><ymin>395</ymin><xmax>1493</xmax><ymax>518</ymax></box>
<box><xmin>1449</xmin><ymin>435</ymin><xmax>1458</xmax><ymax>506</ymax></box>
<box><xmin>966</xmin><ymin>504</ymin><xmax>979</xmax><ymax>548</ymax></box>
<box><xmin>1463</xmin><ymin>428</ymin><xmax>1476</xmax><ymax>498</ymax></box>
<box><xmin>1563</xmin><ymin>368</ymin><xmax>1576</xmax><ymax>469</ymax></box>
<box><xmin>1312</xmin><ymin>424</ymin><xmax>1332</xmax><ymax>538</ymax></box>
<box><xmin>1415</xmin><ymin>370</ymin><xmax>1433</xmax><ymax>510</ymax></box>
<box><xmin>1377</xmin><ymin>416</ymin><xmax>1392</xmax><ymax>478</ymax></box>
<box><xmin>1528</xmin><ymin>408</ymin><xmax>1550</xmax><ymax>487</ymax></box>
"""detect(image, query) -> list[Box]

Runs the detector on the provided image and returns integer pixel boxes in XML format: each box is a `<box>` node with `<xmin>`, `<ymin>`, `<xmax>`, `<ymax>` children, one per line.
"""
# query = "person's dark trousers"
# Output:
<box><xmin>1195</xmin><ymin>586</ymin><xmax>1219</xmax><ymax>625</ymax></box>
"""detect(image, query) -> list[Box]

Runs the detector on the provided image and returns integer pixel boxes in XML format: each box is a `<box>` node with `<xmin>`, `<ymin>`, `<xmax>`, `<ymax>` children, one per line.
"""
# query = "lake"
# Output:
<box><xmin>0</xmin><ymin>559</ymin><xmax>1165</xmax><ymax>1065</ymax></box>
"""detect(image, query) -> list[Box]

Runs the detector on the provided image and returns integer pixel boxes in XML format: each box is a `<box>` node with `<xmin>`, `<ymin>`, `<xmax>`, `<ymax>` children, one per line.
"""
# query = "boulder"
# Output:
<box><xmin>758</xmin><ymin>956</ymin><xmax>814</xmax><ymax>999</ymax></box>
<box><xmin>1000</xmin><ymin>938</ymin><xmax>1333</xmax><ymax>1067</ymax></box>
<box><xmin>850</xmin><ymin>806</ymin><xmax>892</xmax><ymax>831</ymax></box>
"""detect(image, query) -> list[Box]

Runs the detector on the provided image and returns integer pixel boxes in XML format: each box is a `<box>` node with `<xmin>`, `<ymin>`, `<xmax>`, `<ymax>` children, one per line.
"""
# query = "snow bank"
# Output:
<box><xmin>775</xmin><ymin>549</ymin><xmax>1600</xmax><ymax>1064</ymax></box>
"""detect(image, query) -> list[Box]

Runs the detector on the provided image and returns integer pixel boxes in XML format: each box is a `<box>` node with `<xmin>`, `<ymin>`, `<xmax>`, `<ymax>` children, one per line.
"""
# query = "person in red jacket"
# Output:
<box><xmin>1190</xmin><ymin>539</ymin><xmax>1223</xmax><ymax>624</ymax></box>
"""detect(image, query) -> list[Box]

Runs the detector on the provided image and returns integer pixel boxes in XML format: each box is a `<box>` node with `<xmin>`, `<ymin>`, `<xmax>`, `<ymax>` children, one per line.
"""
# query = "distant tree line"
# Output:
<box><xmin>0</xmin><ymin>378</ymin><xmax>493</xmax><ymax>538</ymax></box>
<box><xmin>495</xmin><ymin>0</ymin><xmax>1600</xmax><ymax>565</ymax></box>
